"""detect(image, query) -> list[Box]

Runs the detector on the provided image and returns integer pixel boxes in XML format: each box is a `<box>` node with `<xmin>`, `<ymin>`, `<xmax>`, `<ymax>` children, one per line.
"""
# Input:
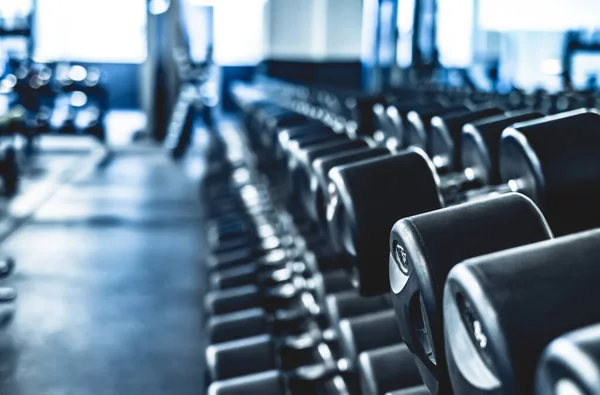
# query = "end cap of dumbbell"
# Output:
<box><xmin>205</xmin><ymin>285</ymin><xmax>261</xmax><ymax>316</ymax></box>
<box><xmin>359</xmin><ymin>343</ymin><xmax>423</xmax><ymax>395</ymax></box>
<box><xmin>536</xmin><ymin>323</ymin><xmax>600</xmax><ymax>395</ymax></box>
<box><xmin>384</xmin><ymin>385</ymin><xmax>430</xmax><ymax>395</ymax></box>
<box><xmin>338</xmin><ymin>310</ymin><xmax>402</xmax><ymax>362</ymax></box>
<box><xmin>207</xmin><ymin>370</ymin><xmax>285</xmax><ymax>395</ymax></box>
<box><xmin>206</xmin><ymin>308</ymin><xmax>267</xmax><ymax>344</ymax></box>
<box><xmin>206</xmin><ymin>334</ymin><xmax>276</xmax><ymax>381</ymax></box>
<box><xmin>0</xmin><ymin>256</ymin><xmax>15</xmax><ymax>278</ymax></box>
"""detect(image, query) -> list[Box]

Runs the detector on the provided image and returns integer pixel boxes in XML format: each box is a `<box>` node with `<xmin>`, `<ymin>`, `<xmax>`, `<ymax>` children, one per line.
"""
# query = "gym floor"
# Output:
<box><xmin>0</xmin><ymin>119</ymin><xmax>210</xmax><ymax>393</ymax></box>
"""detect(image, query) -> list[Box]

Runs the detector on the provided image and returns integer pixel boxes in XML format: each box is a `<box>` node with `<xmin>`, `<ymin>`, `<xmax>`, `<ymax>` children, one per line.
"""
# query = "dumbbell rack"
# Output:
<box><xmin>200</xmin><ymin>113</ymin><xmax>417</xmax><ymax>394</ymax></box>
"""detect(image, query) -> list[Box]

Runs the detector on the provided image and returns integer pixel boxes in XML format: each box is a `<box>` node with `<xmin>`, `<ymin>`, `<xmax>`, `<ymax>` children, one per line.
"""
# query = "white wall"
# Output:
<box><xmin>325</xmin><ymin>0</ymin><xmax>364</xmax><ymax>59</ymax></box>
<box><xmin>264</xmin><ymin>0</ymin><xmax>363</xmax><ymax>60</ymax></box>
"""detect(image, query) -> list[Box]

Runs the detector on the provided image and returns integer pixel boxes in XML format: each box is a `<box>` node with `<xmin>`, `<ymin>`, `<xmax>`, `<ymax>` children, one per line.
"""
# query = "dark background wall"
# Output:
<box><xmin>82</xmin><ymin>63</ymin><xmax>141</xmax><ymax>109</ymax></box>
<box><xmin>259</xmin><ymin>59</ymin><xmax>363</xmax><ymax>89</ymax></box>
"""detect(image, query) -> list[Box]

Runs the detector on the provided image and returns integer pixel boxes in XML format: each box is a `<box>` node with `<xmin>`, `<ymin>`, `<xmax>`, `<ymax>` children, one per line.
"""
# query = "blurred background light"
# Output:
<box><xmin>437</xmin><ymin>0</ymin><xmax>474</xmax><ymax>68</ymax></box>
<box><xmin>34</xmin><ymin>0</ymin><xmax>147</xmax><ymax>63</ymax></box>
<box><xmin>479</xmin><ymin>0</ymin><xmax>600</xmax><ymax>31</ymax></box>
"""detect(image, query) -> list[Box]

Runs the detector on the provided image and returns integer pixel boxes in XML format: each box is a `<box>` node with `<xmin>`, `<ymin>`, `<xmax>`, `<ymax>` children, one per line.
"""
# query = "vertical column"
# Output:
<box><xmin>361</xmin><ymin>0</ymin><xmax>381</xmax><ymax>91</ymax></box>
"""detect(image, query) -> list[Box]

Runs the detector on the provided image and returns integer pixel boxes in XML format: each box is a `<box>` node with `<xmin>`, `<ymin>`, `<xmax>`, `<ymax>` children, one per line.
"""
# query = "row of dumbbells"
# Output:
<box><xmin>262</xmin><ymin>81</ymin><xmax>600</xmax><ymax>395</ymax></box>
<box><xmin>204</xmin><ymin>80</ymin><xmax>600</xmax><ymax>395</ymax></box>
<box><xmin>200</xmin><ymin>126</ymin><xmax>427</xmax><ymax>394</ymax></box>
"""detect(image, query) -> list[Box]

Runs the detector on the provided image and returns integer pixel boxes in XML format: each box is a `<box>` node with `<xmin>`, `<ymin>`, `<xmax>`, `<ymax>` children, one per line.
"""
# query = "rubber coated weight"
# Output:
<box><xmin>389</xmin><ymin>193</ymin><xmax>552</xmax><ymax>395</ymax></box>
<box><xmin>405</xmin><ymin>105</ymin><xmax>470</xmax><ymax>150</ymax></box>
<box><xmin>207</xmin><ymin>370</ymin><xmax>285</xmax><ymax>395</ymax></box>
<box><xmin>500</xmin><ymin>108</ymin><xmax>600</xmax><ymax>235</ymax></box>
<box><xmin>207</xmin><ymin>308</ymin><xmax>267</xmax><ymax>343</ymax></box>
<box><xmin>359</xmin><ymin>343</ymin><xmax>423</xmax><ymax>395</ymax></box>
<box><xmin>338</xmin><ymin>310</ymin><xmax>403</xmax><ymax>362</ymax></box>
<box><xmin>462</xmin><ymin>110</ymin><xmax>544</xmax><ymax>185</ymax></box>
<box><xmin>536</xmin><ymin>323</ymin><xmax>600</xmax><ymax>395</ymax></box>
<box><xmin>311</xmin><ymin>146</ymin><xmax>391</xmax><ymax>229</ymax></box>
<box><xmin>205</xmin><ymin>285</ymin><xmax>262</xmax><ymax>315</ymax></box>
<box><xmin>207</xmin><ymin>335</ymin><xmax>277</xmax><ymax>380</ymax></box>
<box><xmin>325</xmin><ymin>290</ymin><xmax>391</xmax><ymax>324</ymax></box>
<box><xmin>429</xmin><ymin>106</ymin><xmax>504</xmax><ymax>172</ymax></box>
<box><xmin>275</xmin><ymin>123</ymin><xmax>335</xmax><ymax>162</ymax></box>
<box><xmin>328</xmin><ymin>151</ymin><xmax>443</xmax><ymax>295</ymax></box>
<box><xmin>444</xmin><ymin>229</ymin><xmax>600</xmax><ymax>395</ymax></box>
<box><xmin>294</xmin><ymin>139</ymin><xmax>370</xmax><ymax>219</ymax></box>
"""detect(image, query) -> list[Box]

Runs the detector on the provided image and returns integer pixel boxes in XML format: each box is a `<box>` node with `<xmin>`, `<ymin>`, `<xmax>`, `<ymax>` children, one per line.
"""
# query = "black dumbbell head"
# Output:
<box><xmin>387</xmin><ymin>101</ymin><xmax>446</xmax><ymax>149</ymax></box>
<box><xmin>444</xmin><ymin>229</ymin><xmax>600</xmax><ymax>395</ymax></box>
<box><xmin>405</xmin><ymin>105</ymin><xmax>470</xmax><ymax>150</ymax></box>
<box><xmin>328</xmin><ymin>150</ymin><xmax>443</xmax><ymax>296</ymax></box>
<box><xmin>205</xmin><ymin>285</ymin><xmax>261</xmax><ymax>316</ymax></box>
<box><xmin>536</xmin><ymin>323</ymin><xmax>600</xmax><ymax>395</ymax></box>
<box><xmin>338</xmin><ymin>310</ymin><xmax>402</xmax><ymax>362</ymax></box>
<box><xmin>206</xmin><ymin>335</ymin><xmax>276</xmax><ymax>381</ymax></box>
<box><xmin>208</xmin><ymin>370</ymin><xmax>285</xmax><ymax>395</ymax></box>
<box><xmin>429</xmin><ymin>106</ymin><xmax>504</xmax><ymax>172</ymax></box>
<box><xmin>209</xmin><ymin>263</ymin><xmax>260</xmax><ymax>290</ymax></box>
<box><xmin>500</xmin><ymin>108</ymin><xmax>600</xmax><ymax>235</ymax></box>
<box><xmin>311</xmin><ymin>146</ymin><xmax>390</xmax><ymax>227</ymax></box>
<box><xmin>462</xmin><ymin>110</ymin><xmax>544</xmax><ymax>185</ymax></box>
<box><xmin>206</xmin><ymin>308</ymin><xmax>267</xmax><ymax>343</ymax></box>
<box><xmin>274</xmin><ymin>122</ymin><xmax>331</xmax><ymax>162</ymax></box>
<box><xmin>294</xmin><ymin>139</ymin><xmax>369</xmax><ymax>218</ymax></box>
<box><xmin>389</xmin><ymin>193</ymin><xmax>552</xmax><ymax>394</ymax></box>
<box><xmin>325</xmin><ymin>290</ymin><xmax>391</xmax><ymax>324</ymax></box>
<box><xmin>358</xmin><ymin>343</ymin><xmax>423</xmax><ymax>395</ymax></box>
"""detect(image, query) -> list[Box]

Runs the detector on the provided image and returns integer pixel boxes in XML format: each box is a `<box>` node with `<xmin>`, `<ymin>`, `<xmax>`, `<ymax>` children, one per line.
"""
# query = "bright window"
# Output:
<box><xmin>479</xmin><ymin>0</ymin><xmax>600</xmax><ymax>32</ymax></box>
<box><xmin>184</xmin><ymin>0</ymin><xmax>267</xmax><ymax>66</ymax></box>
<box><xmin>213</xmin><ymin>0</ymin><xmax>266</xmax><ymax>65</ymax></box>
<box><xmin>436</xmin><ymin>0</ymin><xmax>474</xmax><ymax>68</ymax></box>
<box><xmin>0</xmin><ymin>0</ymin><xmax>32</xmax><ymax>19</ymax></box>
<box><xmin>34</xmin><ymin>0</ymin><xmax>147</xmax><ymax>63</ymax></box>
<box><xmin>396</xmin><ymin>0</ymin><xmax>415</xmax><ymax>67</ymax></box>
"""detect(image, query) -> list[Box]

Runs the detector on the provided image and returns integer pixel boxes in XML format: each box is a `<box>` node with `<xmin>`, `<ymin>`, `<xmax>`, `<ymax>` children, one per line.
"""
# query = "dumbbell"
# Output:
<box><xmin>252</xmin><ymin>107</ymin><xmax>317</xmax><ymax>159</ymax></box>
<box><xmin>389</xmin><ymin>109</ymin><xmax>600</xmax><ymax>393</ymax></box>
<box><xmin>207</xmin><ymin>326</ymin><xmax>338</xmax><ymax>381</ymax></box>
<box><xmin>207</xmin><ymin>309</ymin><xmax>403</xmax><ymax>383</ymax></box>
<box><xmin>206</xmin><ymin>285</ymin><xmax>392</xmax><ymax>345</ymax></box>
<box><xmin>444</xmin><ymin>229</ymin><xmax>600</xmax><ymax>395</ymax></box>
<box><xmin>203</xmin><ymin>198</ymin><xmax>286</xmax><ymax>254</ymax></box>
<box><xmin>205</xmin><ymin>262</ymin><xmax>353</xmax><ymax>315</ymax></box>
<box><xmin>378</xmin><ymin>99</ymin><xmax>448</xmax><ymax>150</ymax></box>
<box><xmin>389</xmin><ymin>193</ymin><xmax>551</xmax><ymax>394</ymax></box>
<box><xmin>206</xmin><ymin>212</ymin><xmax>348</xmax><ymax>284</ymax></box>
<box><xmin>207</xmin><ymin>342</ymin><xmax>427</xmax><ymax>395</ymax></box>
<box><xmin>257</xmin><ymin>120</ymin><xmax>337</xmax><ymax>191</ymax></box>
<box><xmin>403</xmin><ymin>104</ymin><xmax>472</xmax><ymax>150</ymax></box>
<box><xmin>536</xmin><ymin>323</ymin><xmax>600</xmax><ymax>395</ymax></box>
<box><xmin>290</xmin><ymin>139</ymin><xmax>371</xmax><ymax>203</ymax></box>
<box><xmin>298</xmin><ymin>105</ymin><xmax>508</xmax><ymax>231</ymax></box>
<box><xmin>326</xmin><ymin>106</ymin><xmax>536</xmax><ymax>296</ymax></box>
<box><xmin>307</xmin><ymin>146</ymin><xmax>392</xmax><ymax>235</ymax></box>
<box><xmin>207</xmin><ymin>344</ymin><xmax>356</xmax><ymax>395</ymax></box>
<box><xmin>358</xmin><ymin>343</ymin><xmax>423</xmax><ymax>395</ymax></box>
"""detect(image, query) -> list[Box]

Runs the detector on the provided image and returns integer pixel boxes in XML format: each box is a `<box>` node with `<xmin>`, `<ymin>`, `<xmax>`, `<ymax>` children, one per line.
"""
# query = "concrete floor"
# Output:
<box><xmin>0</xmin><ymin>148</ymin><xmax>207</xmax><ymax>394</ymax></box>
